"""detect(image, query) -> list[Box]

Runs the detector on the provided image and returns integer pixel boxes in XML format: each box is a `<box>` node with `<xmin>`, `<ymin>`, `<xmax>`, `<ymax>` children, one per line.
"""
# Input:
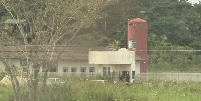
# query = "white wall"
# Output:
<box><xmin>0</xmin><ymin>59</ymin><xmax>112</xmax><ymax>76</ymax></box>
<box><xmin>110</xmin><ymin>64</ymin><xmax>131</xmax><ymax>72</ymax></box>
<box><xmin>97</xmin><ymin>64</ymin><xmax>110</xmax><ymax>75</ymax></box>
<box><xmin>0</xmin><ymin>59</ymin><xmax>21</xmax><ymax>72</ymax></box>
<box><xmin>89</xmin><ymin>48</ymin><xmax>135</xmax><ymax>64</ymax></box>
<box><xmin>110</xmin><ymin>61</ymin><xmax>140</xmax><ymax>78</ymax></box>
<box><xmin>0</xmin><ymin>59</ymin><xmax>35</xmax><ymax>74</ymax></box>
<box><xmin>58</xmin><ymin>60</ymin><xmax>100</xmax><ymax>75</ymax></box>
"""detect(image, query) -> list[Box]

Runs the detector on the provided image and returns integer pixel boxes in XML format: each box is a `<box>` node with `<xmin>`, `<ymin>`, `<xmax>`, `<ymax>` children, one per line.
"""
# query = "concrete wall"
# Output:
<box><xmin>0</xmin><ymin>59</ymin><xmax>35</xmax><ymax>74</ymax></box>
<box><xmin>58</xmin><ymin>60</ymin><xmax>110</xmax><ymax>75</ymax></box>
<box><xmin>89</xmin><ymin>48</ymin><xmax>135</xmax><ymax>64</ymax></box>
<box><xmin>0</xmin><ymin>59</ymin><xmax>21</xmax><ymax>72</ymax></box>
<box><xmin>0</xmin><ymin>59</ymin><xmax>112</xmax><ymax>76</ymax></box>
<box><xmin>139</xmin><ymin>73</ymin><xmax>201</xmax><ymax>83</ymax></box>
<box><xmin>110</xmin><ymin>61</ymin><xmax>140</xmax><ymax>77</ymax></box>
<box><xmin>0</xmin><ymin>57</ymin><xmax>138</xmax><ymax>79</ymax></box>
<box><xmin>135</xmin><ymin>61</ymin><xmax>140</xmax><ymax>74</ymax></box>
<box><xmin>110</xmin><ymin>64</ymin><xmax>131</xmax><ymax>72</ymax></box>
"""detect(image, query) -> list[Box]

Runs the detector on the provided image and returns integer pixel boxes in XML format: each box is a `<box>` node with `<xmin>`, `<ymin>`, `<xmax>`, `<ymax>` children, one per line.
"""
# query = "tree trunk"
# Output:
<box><xmin>11</xmin><ymin>65</ymin><xmax>22</xmax><ymax>101</ymax></box>
<box><xmin>42</xmin><ymin>68</ymin><xmax>48</xmax><ymax>93</ymax></box>
<box><xmin>33</xmin><ymin>63</ymin><xmax>40</xmax><ymax>101</ymax></box>
<box><xmin>28</xmin><ymin>75</ymin><xmax>33</xmax><ymax>101</ymax></box>
<box><xmin>2</xmin><ymin>61</ymin><xmax>20</xmax><ymax>101</ymax></box>
<box><xmin>42</xmin><ymin>64</ymin><xmax>48</xmax><ymax>93</ymax></box>
<box><xmin>8</xmin><ymin>69</ymin><xmax>19</xmax><ymax>101</ymax></box>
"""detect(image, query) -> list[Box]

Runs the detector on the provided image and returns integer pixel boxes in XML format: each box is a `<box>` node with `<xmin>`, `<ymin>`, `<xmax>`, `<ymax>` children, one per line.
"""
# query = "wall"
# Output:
<box><xmin>89</xmin><ymin>48</ymin><xmax>135</xmax><ymax>64</ymax></box>
<box><xmin>110</xmin><ymin>61</ymin><xmax>140</xmax><ymax>77</ymax></box>
<box><xmin>139</xmin><ymin>73</ymin><xmax>201</xmax><ymax>83</ymax></box>
<box><xmin>135</xmin><ymin>61</ymin><xmax>140</xmax><ymax>75</ymax></box>
<box><xmin>58</xmin><ymin>60</ymin><xmax>110</xmax><ymax>75</ymax></box>
<box><xmin>0</xmin><ymin>59</ymin><xmax>21</xmax><ymax>72</ymax></box>
<box><xmin>110</xmin><ymin>64</ymin><xmax>131</xmax><ymax>73</ymax></box>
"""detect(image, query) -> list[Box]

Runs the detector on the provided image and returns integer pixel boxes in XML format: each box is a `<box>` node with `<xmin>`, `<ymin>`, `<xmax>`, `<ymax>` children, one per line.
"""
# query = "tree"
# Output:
<box><xmin>0</xmin><ymin>0</ymin><xmax>117</xmax><ymax>101</ymax></box>
<box><xmin>68</xmin><ymin>0</ymin><xmax>155</xmax><ymax>47</ymax></box>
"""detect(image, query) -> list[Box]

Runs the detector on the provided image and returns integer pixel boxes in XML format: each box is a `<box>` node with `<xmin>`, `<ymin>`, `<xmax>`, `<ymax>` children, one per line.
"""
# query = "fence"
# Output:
<box><xmin>46</xmin><ymin>72</ymin><xmax>111</xmax><ymax>77</ymax></box>
<box><xmin>138</xmin><ymin>73</ymin><xmax>201</xmax><ymax>83</ymax></box>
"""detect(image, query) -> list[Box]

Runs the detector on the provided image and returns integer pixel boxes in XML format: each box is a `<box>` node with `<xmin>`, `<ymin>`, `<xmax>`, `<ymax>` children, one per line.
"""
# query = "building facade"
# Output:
<box><xmin>0</xmin><ymin>46</ymin><xmax>142</xmax><ymax>83</ymax></box>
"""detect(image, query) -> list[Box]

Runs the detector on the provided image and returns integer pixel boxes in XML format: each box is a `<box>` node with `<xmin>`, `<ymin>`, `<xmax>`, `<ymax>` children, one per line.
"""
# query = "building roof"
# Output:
<box><xmin>128</xmin><ymin>18</ymin><xmax>147</xmax><ymax>24</ymax></box>
<box><xmin>0</xmin><ymin>45</ymin><xmax>113</xmax><ymax>61</ymax></box>
<box><xmin>2</xmin><ymin>19</ymin><xmax>26</xmax><ymax>24</ymax></box>
<box><xmin>0</xmin><ymin>45</ymin><xmax>143</xmax><ymax>61</ymax></box>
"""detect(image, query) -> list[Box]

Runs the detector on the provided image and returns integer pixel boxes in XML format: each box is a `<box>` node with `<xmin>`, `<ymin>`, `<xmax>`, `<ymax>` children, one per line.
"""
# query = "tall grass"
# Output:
<box><xmin>0</xmin><ymin>84</ymin><xmax>14</xmax><ymax>101</ymax></box>
<box><xmin>1</xmin><ymin>75</ymin><xmax>201</xmax><ymax>101</ymax></box>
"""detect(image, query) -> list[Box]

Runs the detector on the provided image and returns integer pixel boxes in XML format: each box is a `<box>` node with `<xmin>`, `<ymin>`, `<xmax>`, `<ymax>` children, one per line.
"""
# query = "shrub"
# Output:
<box><xmin>0</xmin><ymin>84</ymin><xmax>14</xmax><ymax>101</ymax></box>
<box><xmin>0</xmin><ymin>72</ymin><xmax>6</xmax><ymax>81</ymax></box>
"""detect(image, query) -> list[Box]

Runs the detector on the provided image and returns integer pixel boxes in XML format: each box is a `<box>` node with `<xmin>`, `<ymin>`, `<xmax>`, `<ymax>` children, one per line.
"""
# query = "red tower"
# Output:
<box><xmin>128</xmin><ymin>18</ymin><xmax>147</xmax><ymax>73</ymax></box>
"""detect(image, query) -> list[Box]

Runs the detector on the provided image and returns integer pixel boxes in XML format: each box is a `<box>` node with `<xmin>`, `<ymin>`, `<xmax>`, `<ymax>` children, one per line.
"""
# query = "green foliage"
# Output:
<box><xmin>0</xmin><ymin>84</ymin><xmax>14</xmax><ymax>101</ymax></box>
<box><xmin>2</xmin><ymin>76</ymin><xmax>201</xmax><ymax>101</ymax></box>
<box><xmin>148</xmin><ymin>34</ymin><xmax>196</xmax><ymax>72</ymax></box>
<box><xmin>0</xmin><ymin>72</ymin><xmax>6</xmax><ymax>80</ymax></box>
<box><xmin>38</xmin><ymin>84</ymin><xmax>75</xmax><ymax>101</ymax></box>
<box><xmin>146</xmin><ymin>0</ymin><xmax>201</xmax><ymax>46</ymax></box>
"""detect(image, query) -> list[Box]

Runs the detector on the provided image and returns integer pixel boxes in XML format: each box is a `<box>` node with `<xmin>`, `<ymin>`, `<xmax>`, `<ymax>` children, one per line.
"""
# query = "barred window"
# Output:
<box><xmin>63</xmin><ymin>67</ymin><xmax>68</xmax><ymax>72</ymax></box>
<box><xmin>89</xmin><ymin>67</ymin><xmax>95</xmax><ymax>72</ymax></box>
<box><xmin>80</xmin><ymin>67</ymin><xmax>86</xmax><ymax>72</ymax></box>
<box><xmin>71</xmin><ymin>67</ymin><xmax>77</xmax><ymax>72</ymax></box>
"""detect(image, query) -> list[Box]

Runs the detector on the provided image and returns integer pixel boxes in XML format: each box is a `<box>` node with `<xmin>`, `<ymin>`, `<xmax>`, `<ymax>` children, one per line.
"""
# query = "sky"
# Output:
<box><xmin>188</xmin><ymin>0</ymin><xmax>200</xmax><ymax>4</ymax></box>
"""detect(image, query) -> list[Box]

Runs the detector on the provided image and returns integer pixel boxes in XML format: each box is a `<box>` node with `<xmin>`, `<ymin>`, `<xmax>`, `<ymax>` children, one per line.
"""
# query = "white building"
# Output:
<box><xmin>0</xmin><ymin>46</ymin><xmax>143</xmax><ymax>83</ymax></box>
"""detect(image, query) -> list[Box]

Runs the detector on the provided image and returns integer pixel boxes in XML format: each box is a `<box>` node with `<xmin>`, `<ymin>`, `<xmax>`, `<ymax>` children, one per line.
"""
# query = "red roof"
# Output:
<box><xmin>128</xmin><ymin>18</ymin><xmax>147</xmax><ymax>24</ymax></box>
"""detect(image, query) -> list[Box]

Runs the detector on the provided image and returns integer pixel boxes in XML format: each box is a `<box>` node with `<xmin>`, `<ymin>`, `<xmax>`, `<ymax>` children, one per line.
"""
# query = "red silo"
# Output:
<box><xmin>128</xmin><ymin>18</ymin><xmax>147</xmax><ymax>73</ymax></box>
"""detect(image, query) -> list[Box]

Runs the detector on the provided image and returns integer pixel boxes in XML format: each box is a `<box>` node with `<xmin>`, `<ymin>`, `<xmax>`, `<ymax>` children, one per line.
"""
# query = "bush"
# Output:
<box><xmin>3</xmin><ymin>75</ymin><xmax>201</xmax><ymax>101</ymax></box>
<box><xmin>0</xmin><ymin>84</ymin><xmax>14</xmax><ymax>101</ymax></box>
<box><xmin>0</xmin><ymin>72</ymin><xmax>6</xmax><ymax>81</ymax></box>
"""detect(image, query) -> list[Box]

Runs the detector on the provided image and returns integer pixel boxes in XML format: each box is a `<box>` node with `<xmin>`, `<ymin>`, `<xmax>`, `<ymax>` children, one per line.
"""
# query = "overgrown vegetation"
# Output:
<box><xmin>0</xmin><ymin>0</ymin><xmax>118</xmax><ymax>100</ymax></box>
<box><xmin>1</xmin><ymin>76</ymin><xmax>201</xmax><ymax>101</ymax></box>
<box><xmin>1</xmin><ymin>0</ymin><xmax>201</xmax><ymax>100</ymax></box>
<box><xmin>0</xmin><ymin>84</ymin><xmax>14</xmax><ymax>101</ymax></box>
<box><xmin>0</xmin><ymin>72</ymin><xmax>5</xmax><ymax>80</ymax></box>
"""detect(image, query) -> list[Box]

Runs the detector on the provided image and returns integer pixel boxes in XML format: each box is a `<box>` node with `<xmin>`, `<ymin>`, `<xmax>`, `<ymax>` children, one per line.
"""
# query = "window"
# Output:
<box><xmin>23</xmin><ymin>67</ymin><xmax>28</xmax><ymax>72</ymax></box>
<box><xmin>49</xmin><ymin>68</ymin><xmax>56</xmax><ymax>72</ymax></box>
<box><xmin>122</xmin><ymin>71</ymin><xmax>129</xmax><ymax>78</ymax></box>
<box><xmin>108</xmin><ymin>67</ymin><xmax>110</xmax><ymax>75</ymax></box>
<box><xmin>89</xmin><ymin>67</ymin><xmax>95</xmax><ymax>72</ymax></box>
<box><xmin>103</xmin><ymin>67</ymin><xmax>106</xmax><ymax>75</ymax></box>
<box><xmin>132</xmin><ymin>71</ymin><xmax>135</xmax><ymax>78</ymax></box>
<box><xmin>63</xmin><ymin>67</ymin><xmax>68</xmax><ymax>72</ymax></box>
<box><xmin>103</xmin><ymin>67</ymin><xmax>110</xmax><ymax>76</ymax></box>
<box><xmin>20</xmin><ymin>59</ymin><xmax>27</xmax><ymax>66</ymax></box>
<box><xmin>71</xmin><ymin>67</ymin><xmax>77</xmax><ymax>72</ymax></box>
<box><xmin>80</xmin><ymin>67</ymin><xmax>86</xmax><ymax>72</ymax></box>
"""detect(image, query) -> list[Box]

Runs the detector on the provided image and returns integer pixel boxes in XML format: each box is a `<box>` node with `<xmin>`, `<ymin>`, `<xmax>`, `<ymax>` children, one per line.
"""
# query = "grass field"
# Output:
<box><xmin>1</xmin><ymin>76</ymin><xmax>201</xmax><ymax>101</ymax></box>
